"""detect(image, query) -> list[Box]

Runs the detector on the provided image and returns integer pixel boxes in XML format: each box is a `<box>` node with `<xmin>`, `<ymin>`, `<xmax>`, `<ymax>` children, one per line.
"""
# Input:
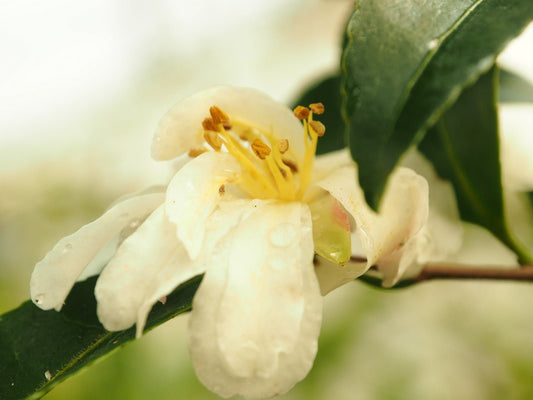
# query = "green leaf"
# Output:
<box><xmin>419</xmin><ymin>66</ymin><xmax>532</xmax><ymax>263</ymax></box>
<box><xmin>342</xmin><ymin>0</ymin><xmax>533</xmax><ymax>209</ymax></box>
<box><xmin>291</xmin><ymin>75</ymin><xmax>346</xmax><ymax>155</ymax></box>
<box><xmin>0</xmin><ymin>275</ymin><xmax>202</xmax><ymax>400</ymax></box>
<box><xmin>499</xmin><ymin>68</ymin><xmax>533</xmax><ymax>103</ymax></box>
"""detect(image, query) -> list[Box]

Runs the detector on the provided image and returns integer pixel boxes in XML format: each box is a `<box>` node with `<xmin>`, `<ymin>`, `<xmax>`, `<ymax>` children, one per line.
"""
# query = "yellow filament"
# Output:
<box><xmin>297</xmin><ymin>115</ymin><xmax>318</xmax><ymax>198</ymax></box>
<box><xmin>218</xmin><ymin>130</ymin><xmax>279</xmax><ymax>198</ymax></box>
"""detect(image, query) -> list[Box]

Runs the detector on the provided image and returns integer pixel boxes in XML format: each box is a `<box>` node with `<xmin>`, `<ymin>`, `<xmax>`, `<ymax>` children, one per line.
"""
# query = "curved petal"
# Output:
<box><xmin>95</xmin><ymin>205</ymin><xmax>204</xmax><ymax>337</ymax></box>
<box><xmin>316</xmin><ymin>164</ymin><xmax>429</xmax><ymax>286</ymax></box>
<box><xmin>314</xmin><ymin>256</ymin><xmax>368</xmax><ymax>295</ymax></box>
<box><xmin>188</xmin><ymin>200</ymin><xmax>322</xmax><ymax>399</ymax></box>
<box><xmin>166</xmin><ymin>151</ymin><xmax>241</xmax><ymax>260</ymax></box>
<box><xmin>30</xmin><ymin>191</ymin><xmax>165</xmax><ymax>311</ymax></box>
<box><xmin>151</xmin><ymin>86</ymin><xmax>305</xmax><ymax>161</ymax></box>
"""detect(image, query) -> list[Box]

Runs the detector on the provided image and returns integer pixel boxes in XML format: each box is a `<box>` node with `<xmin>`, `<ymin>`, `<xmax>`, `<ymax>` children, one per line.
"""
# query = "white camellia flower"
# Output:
<box><xmin>30</xmin><ymin>86</ymin><xmax>432</xmax><ymax>399</ymax></box>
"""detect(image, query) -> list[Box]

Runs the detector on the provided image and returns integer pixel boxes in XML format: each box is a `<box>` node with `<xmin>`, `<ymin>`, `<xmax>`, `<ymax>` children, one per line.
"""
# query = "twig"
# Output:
<box><xmin>415</xmin><ymin>263</ymin><xmax>533</xmax><ymax>282</ymax></box>
<box><xmin>350</xmin><ymin>256</ymin><xmax>533</xmax><ymax>283</ymax></box>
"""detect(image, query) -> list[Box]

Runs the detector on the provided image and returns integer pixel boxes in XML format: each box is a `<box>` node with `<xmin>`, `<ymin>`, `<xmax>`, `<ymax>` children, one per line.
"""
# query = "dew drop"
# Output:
<box><xmin>428</xmin><ymin>39</ymin><xmax>438</xmax><ymax>50</ymax></box>
<box><xmin>44</xmin><ymin>370</ymin><xmax>52</xmax><ymax>381</ymax></box>
<box><xmin>269</xmin><ymin>223</ymin><xmax>297</xmax><ymax>248</ymax></box>
<box><xmin>33</xmin><ymin>294</ymin><xmax>45</xmax><ymax>305</ymax></box>
<box><xmin>129</xmin><ymin>220</ymin><xmax>140</xmax><ymax>229</ymax></box>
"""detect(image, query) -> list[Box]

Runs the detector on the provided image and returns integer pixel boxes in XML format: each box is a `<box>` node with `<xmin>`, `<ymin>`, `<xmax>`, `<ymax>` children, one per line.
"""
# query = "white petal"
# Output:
<box><xmin>77</xmin><ymin>234</ymin><xmax>120</xmax><ymax>281</ymax></box>
<box><xmin>30</xmin><ymin>192</ymin><xmax>165</xmax><ymax>311</ymax></box>
<box><xmin>314</xmin><ymin>256</ymin><xmax>368</xmax><ymax>295</ymax></box>
<box><xmin>188</xmin><ymin>200</ymin><xmax>322</xmax><ymax>399</ymax></box>
<box><xmin>401</xmin><ymin>149</ymin><xmax>463</xmax><ymax>264</ymax></box>
<box><xmin>500</xmin><ymin>103</ymin><xmax>533</xmax><ymax>191</ymax></box>
<box><xmin>166</xmin><ymin>151</ymin><xmax>241</xmax><ymax>260</ymax></box>
<box><xmin>95</xmin><ymin>205</ymin><xmax>204</xmax><ymax>337</ymax></box>
<box><xmin>151</xmin><ymin>86</ymin><xmax>305</xmax><ymax>161</ymax></box>
<box><xmin>310</xmin><ymin>149</ymin><xmax>354</xmax><ymax>185</ymax></box>
<box><xmin>317</xmin><ymin>164</ymin><xmax>429</xmax><ymax>286</ymax></box>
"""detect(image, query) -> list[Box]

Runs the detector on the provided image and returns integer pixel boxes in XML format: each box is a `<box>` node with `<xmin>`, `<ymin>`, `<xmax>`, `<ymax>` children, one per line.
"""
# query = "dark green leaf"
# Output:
<box><xmin>419</xmin><ymin>67</ymin><xmax>532</xmax><ymax>263</ymax></box>
<box><xmin>342</xmin><ymin>0</ymin><xmax>533</xmax><ymax>209</ymax></box>
<box><xmin>0</xmin><ymin>275</ymin><xmax>202</xmax><ymax>400</ymax></box>
<box><xmin>499</xmin><ymin>68</ymin><xmax>533</xmax><ymax>103</ymax></box>
<box><xmin>292</xmin><ymin>75</ymin><xmax>346</xmax><ymax>155</ymax></box>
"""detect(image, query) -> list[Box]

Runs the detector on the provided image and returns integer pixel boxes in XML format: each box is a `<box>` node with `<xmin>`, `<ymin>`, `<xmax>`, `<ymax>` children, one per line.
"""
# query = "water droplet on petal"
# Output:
<box><xmin>62</xmin><ymin>243</ymin><xmax>72</xmax><ymax>253</ymax></box>
<box><xmin>129</xmin><ymin>219</ymin><xmax>140</xmax><ymax>228</ymax></box>
<box><xmin>33</xmin><ymin>294</ymin><xmax>45</xmax><ymax>305</ymax></box>
<box><xmin>269</xmin><ymin>223</ymin><xmax>297</xmax><ymax>248</ymax></box>
<box><xmin>44</xmin><ymin>370</ymin><xmax>52</xmax><ymax>381</ymax></box>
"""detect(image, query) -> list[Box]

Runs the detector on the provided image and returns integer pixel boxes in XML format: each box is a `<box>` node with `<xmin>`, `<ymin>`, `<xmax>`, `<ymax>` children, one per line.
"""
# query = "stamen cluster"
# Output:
<box><xmin>188</xmin><ymin>103</ymin><xmax>326</xmax><ymax>201</ymax></box>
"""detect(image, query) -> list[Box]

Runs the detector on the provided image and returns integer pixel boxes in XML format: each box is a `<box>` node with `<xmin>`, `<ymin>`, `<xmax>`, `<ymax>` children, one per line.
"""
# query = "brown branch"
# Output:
<box><xmin>350</xmin><ymin>256</ymin><xmax>533</xmax><ymax>283</ymax></box>
<box><xmin>415</xmin><ymin>263</ymin><xmax>533</xmax><ymax>282</ymax></box>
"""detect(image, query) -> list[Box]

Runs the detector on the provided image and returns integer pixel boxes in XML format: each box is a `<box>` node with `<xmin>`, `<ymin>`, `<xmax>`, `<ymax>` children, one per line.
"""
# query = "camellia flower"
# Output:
<box><xmin>30</xmin><ymin>86</ymin><xmax>431</xmax><ymax>399</ymax></box>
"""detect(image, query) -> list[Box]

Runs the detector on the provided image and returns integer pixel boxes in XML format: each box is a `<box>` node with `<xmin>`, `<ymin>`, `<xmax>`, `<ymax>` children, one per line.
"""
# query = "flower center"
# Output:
<box><xmin>188</xmin><ymin>103</ymin><xmax>326</xmax><ymax>201</ymax></box>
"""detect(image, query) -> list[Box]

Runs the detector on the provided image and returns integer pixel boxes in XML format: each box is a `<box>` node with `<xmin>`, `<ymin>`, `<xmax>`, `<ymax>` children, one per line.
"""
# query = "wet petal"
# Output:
<box><xmin>166</xmin><ymin>151</ymin><xmax>241</xmax><ymax>260</ymax></box>
<box><xmin>95</xmin><ymin>205</ymin><xmax>204</xmax><ymax>337</ymax></box>
<box><xmin>189</xmin><ymin>200</ymin><xmax>322</xmax><ymax>399</ymax></box>
<box><xmin>317</xmin><ymin>164</ymin><xmax>429</xmax><ymax>285</ymax></box>
<box><xmin>30</xmin><ymin>192</ymin><xmax>165</xmax><ymax>311</ymax></box>
<box><xmin>151</xmin><ymin>86</ymin><xmax>305</xmax><ymax>161</ymax></box>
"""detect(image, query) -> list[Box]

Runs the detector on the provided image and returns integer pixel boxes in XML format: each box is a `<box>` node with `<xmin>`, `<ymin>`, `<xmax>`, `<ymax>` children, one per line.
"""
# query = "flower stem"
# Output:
<box><xmin>352</xmin><ymin>256</ymin><xmax>533</xmax><ymax>283</ymax></box>
<box><xmin>414</xmin><ymin>263</ymin><xmax>533</xmax><ymax>282</ymax></box>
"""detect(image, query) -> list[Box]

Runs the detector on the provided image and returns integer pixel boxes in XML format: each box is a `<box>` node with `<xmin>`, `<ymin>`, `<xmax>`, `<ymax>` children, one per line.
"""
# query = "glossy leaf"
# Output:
<box><xmin>342</xmin><ymin>0</ymin><xmax>533</xmax><ymax>209</ymax></box>
<box><xmin>0</xmin><ymin>275</ymin><xmax>202</xmax><ymax>400</ymax></box>
<box><xmin>419</xmin><ymin>67</ymin><xmax>532</xmax><ymax>263</ymax></box>
<box><xmin>291</xmin><ymin>75</ymin><xmax>346</xmax><ymax>155</ymax></box>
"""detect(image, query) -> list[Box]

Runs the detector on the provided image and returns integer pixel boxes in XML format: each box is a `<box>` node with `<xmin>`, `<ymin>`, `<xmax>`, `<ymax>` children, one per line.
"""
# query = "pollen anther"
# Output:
<box><xmin>251</xmin><ymin>139</ymin><xmax>272</xmax><ymax>160</ymax></box>
<box><xmin>188</xmin><ymin>147</ymin><xmax>207</xmax><ymax>157</ymax></box>
<box><xmin>309</xmin><ymin>120</ymin><xmax>326</xmax><ymax>137</ymax></box>
<box><xmin>210</xmin><ymin>106</ymin><xmax>230</xmax><ymax>125</ymax></box>
<box><xmin>204</xmin><ymin>130</ymin><xmax>223</xmax><ymax>151</ymax></box>
<box><xmin>309</xmin><ymin>103</ymin><xmax>325</xmax><ymax>115</ymax></box>
<box><xmin>202</xmin><ymin>118</ymin><xmax>218</xmax><ymax>132</ymax></box>
<box><xmin>293</xmin><ymin>106</ymin><xmax>310</xmax><ymax>120</ymax></box>
<box><xmin>278</xmin><ymin>139</ymin><xmax>289</xmax><ymax>154</ymax></box>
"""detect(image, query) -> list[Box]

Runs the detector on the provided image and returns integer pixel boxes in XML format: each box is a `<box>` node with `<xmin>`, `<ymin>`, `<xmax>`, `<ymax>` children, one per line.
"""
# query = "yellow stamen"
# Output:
<box><xmin>278</xmin><ymin>139</ymin><xmax>289</xmax><ymax>154</ymax></box>
<box><xmin>309</xmin><ymin>120</ymin><xmax>326</xmax><ymax>137</ymax></box>
<box><xmin>202</xmin><ymin>118</ymin><xmax>218</xmax><ymax>132</ymax></box>
<box><xmin>188</xmin><ymin>147</ymin><xmax>207</xmax><ymax>157</ymax></box>
<box><xmin>210</xmin><ymin>106</ymin><xmax>230</xmax><ymax>125</ymax></box>
<box><xmin>204</xmin><ymin>130</ymin><xmax>223</xmax><ymax>151</ymax></box>
<box><xmin>195</xmin><ymin>103</ymin><xmax>326</xmax><ymax>202</ymax></box>
<box><xmin>251</xmin><ymin>139</ymin><xmax>272</xmax><ymax>160</ymax></box>
<box><xmin>309</xmin><ymin>103</ymin><xmax>325</xmax><ymax>115</ymax></box>
<box><xmin>293</xmin><ymin>105</ymin><xmax>310</xmax><ymax>120</ymax></box>
<box><xmin>218</xmin><ymin>130</ymin><xmax>278</xmax><ymax>197</ymax></box>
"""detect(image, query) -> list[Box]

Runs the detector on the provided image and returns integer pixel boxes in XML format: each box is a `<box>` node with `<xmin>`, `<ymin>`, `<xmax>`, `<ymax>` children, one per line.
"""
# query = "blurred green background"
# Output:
<box><xmin>1</xmin><ymin>1</ymin><xmax>533</xmax><ymax>399</ymax></box>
